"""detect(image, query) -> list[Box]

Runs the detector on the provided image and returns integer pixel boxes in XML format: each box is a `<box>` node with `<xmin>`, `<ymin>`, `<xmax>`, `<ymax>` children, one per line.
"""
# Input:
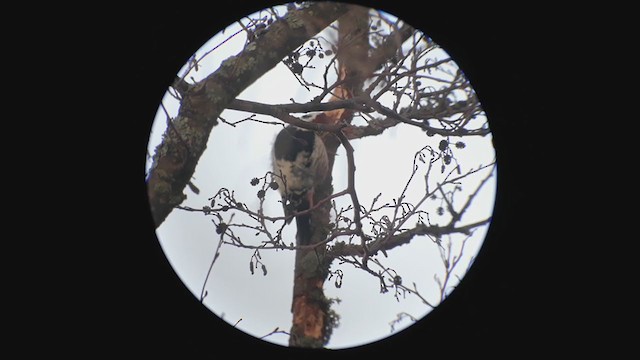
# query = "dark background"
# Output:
<box><xmin>43</xmin><ymin>1</ymin><xmax>616</xmax><ymax>357</ymax></box>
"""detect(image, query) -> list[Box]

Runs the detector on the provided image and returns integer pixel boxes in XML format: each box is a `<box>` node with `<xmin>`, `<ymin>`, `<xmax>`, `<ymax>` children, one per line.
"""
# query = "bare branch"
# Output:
<box><xmin>389</xmin><ymin>312</ymin><xmax>417</xmax><ymax>333</ymax></box>
<box><xmin>227</xmin><ymin>97</ymin><xmax>371</xmax><ymax>118</ymax></box>
<box><xmin>260</xmin><ymin>327</ymin><xmax>291</xmax><ymax>340</ymax></box>
<box><xmin>199</xmin><ymin>231</ymin><xmax>225</xmax><ymax>302</ymax></box>
<box><xmin>327</xmin><ymin>219</ymin><xmax>490</xmax><ymax>258</ymax></box>
<box><xmin>147</xmin><ymin>2</ymin><xmax>350</xmax><ymax>228</ymax></box>
<box><xmin>335</xmin><ymin>130</ymin><xmax>366</xmax><ymax>244</ymax></box>
<box><xmin>436</xmin><ymin>233</ymin><xmax>474</xmax><ymax>301</ymax></box>
<box><xmin>445</xmin><ymin>164</ymin><xmax>496</xmax><ymax>227</ymax></box>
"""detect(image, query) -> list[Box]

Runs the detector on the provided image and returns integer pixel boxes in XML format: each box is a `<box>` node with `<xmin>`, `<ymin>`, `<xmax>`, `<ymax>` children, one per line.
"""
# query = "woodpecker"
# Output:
<box><xmin>272</xmin><ymin>113</ymin><xmax>330</xmax><ymax>245</ymax></box>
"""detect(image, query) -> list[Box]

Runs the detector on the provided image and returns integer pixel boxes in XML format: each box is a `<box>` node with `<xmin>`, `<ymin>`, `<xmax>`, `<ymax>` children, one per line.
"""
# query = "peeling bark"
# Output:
<box><xmin>288</xmin><ymin>5</ymin><xmax>372</xmax><ymax>348</ymax></box>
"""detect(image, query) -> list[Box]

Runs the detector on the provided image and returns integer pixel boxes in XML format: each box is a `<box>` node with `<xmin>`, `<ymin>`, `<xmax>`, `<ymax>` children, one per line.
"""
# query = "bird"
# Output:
<box><xmin>272</xmin><ymin>113</ymin><xmax>330</xmax><ymax>245</ymax></box>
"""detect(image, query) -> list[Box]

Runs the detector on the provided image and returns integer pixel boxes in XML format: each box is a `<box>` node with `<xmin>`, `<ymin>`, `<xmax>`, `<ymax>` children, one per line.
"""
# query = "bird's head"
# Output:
<box><xmin>300</xmin><ymin>112</ymin><xmax>331</xmax><ymax>125</ymax></box>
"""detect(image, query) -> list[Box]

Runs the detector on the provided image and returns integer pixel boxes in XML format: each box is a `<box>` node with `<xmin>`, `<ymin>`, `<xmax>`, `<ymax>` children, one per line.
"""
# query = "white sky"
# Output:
<box><xmin>145</xmin><ymin>5</ymin><xmax>496</xmax><ymax>349</ymax></box>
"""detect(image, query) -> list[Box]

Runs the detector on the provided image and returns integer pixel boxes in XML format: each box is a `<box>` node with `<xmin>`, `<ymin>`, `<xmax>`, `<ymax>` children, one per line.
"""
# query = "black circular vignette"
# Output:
<box><xmin>115</xmin><ymin>0</ymin><xmax>586</xmax><ymax>357</ymax></box>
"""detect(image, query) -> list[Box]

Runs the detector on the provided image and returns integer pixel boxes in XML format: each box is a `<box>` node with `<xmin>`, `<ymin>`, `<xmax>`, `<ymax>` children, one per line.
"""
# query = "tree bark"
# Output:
<box><xmin>146</xmin><ymin>2</ymin><xmax>349</xmax><ymax>228</ymax></box>
<box><xmin>288</xmin><ymin>5</ymin><xmax>372</xmax><ymax>348</ymax></box>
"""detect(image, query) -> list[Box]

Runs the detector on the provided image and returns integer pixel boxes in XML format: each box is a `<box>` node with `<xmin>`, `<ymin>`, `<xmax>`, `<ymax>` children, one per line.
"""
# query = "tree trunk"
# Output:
<box><xmin>288</xmin><ymin>129</ymin><xmax>336</xmax><ymax>346</ymax></box>
<box><xmin>288</xmin><ymin>5</ymin><xmax>371</xmax><ymax>348</ymax></box>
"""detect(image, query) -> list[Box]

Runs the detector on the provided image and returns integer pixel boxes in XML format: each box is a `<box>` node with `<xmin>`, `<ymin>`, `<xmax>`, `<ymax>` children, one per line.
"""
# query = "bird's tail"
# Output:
<box><xmin>282</xmin><ymin>193</ymin><xmax>313</xmax><ymax>245</ymax></box>
<box><xmin>294</xmin><ymin>197</ymin><xmax>312</xmax><ymax>246</ymax></box>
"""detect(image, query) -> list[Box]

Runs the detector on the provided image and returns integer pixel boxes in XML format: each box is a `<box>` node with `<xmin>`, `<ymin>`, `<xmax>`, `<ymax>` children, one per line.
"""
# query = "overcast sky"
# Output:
<box><xmin>145</xmin><ymin>4</ymin><xmax>496</xmax><ymax>349</ymax></box>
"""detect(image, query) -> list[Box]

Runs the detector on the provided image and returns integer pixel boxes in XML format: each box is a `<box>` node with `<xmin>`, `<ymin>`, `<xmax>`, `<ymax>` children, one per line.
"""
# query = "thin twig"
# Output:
<box><xmin>199</xmin><ymin>231</ymin><xmax>225</xmax><ymax>302</ymax></box>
